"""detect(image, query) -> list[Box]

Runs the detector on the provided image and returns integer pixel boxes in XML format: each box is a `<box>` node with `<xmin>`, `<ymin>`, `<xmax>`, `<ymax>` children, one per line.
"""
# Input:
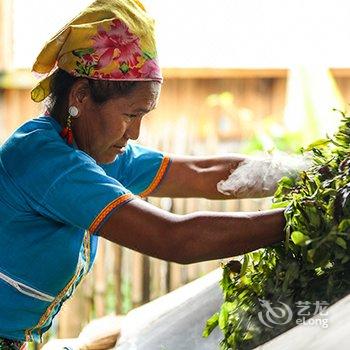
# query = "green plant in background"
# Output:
<box><xmin>204</xmin><ymin>110</ymin><xmax>350</xmax><ymax>349</ymax></box>
<box><xmin>104</xmin><ymin>274</ymin><xmax>133</xmax><ymax>316</ymax></box>
<box><xmin>121</xmin><ymin>277</ymin><xmax>133</xmax><ymax>314</ymax></box>
<box><xmin>242</xmin><ymin>118</ymin><xmax>304</xmax><ymax>154</ymax></box>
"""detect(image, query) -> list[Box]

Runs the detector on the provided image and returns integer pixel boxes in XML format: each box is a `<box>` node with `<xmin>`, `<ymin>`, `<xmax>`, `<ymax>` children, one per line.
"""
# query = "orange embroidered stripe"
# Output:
<box><xmin>25</xmin><ymin>264</ymin><xmax>84</xmax><ymax>340</ymax></box>
<box><xmin>88</xmin><ymin>193</ymin><xmax>134</xmax><ymax>234</ymax></box>
<box><xmin>139</xmin><ymin>156</ymin><xmax>171</xmax><ymax>198</ymax></box>
<box><xmin>25</xmin><ymin>231</ymin><xmax>91</xmax><ymax>341</ymax></box>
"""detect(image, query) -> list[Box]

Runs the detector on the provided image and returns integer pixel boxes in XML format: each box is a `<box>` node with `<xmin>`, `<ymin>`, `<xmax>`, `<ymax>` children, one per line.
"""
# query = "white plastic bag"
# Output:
<box><xmin>217</xmin><ymin>152</ymin><xmax>312</xmax><ymax>198</ymax></box>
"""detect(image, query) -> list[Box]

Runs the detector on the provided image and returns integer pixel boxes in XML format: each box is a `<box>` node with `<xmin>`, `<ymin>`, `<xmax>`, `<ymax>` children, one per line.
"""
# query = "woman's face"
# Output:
<box><xmin>72</xmin><ymin>81</ymin><xmax>161</xmax><ymax>164</ymax></box>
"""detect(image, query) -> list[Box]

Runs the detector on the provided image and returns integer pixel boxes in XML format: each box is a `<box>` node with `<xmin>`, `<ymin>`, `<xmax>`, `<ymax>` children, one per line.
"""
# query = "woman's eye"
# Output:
<box><xmin>124</xmin><ymin>114</ymin><xmax>138</xmax><ymax>119</ymax></box>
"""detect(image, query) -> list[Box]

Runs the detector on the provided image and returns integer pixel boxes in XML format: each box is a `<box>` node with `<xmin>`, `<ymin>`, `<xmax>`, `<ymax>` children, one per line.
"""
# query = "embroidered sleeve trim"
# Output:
<box><xmin>88</xmin><ymin>193</ymin><xmax>134</xmax><ymax>234</ymax></box>
<box><xmin>139</xmin><ymin>156</ymin><xmax>171</xmax><ymax>198</ymax></box>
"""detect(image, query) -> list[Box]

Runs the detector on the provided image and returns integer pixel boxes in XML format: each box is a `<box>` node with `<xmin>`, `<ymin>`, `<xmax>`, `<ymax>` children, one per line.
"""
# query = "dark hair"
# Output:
<box><xmin>47</xmin><ymin>68</ymin><xmax>139</xmax><ymax>118</ymax></box>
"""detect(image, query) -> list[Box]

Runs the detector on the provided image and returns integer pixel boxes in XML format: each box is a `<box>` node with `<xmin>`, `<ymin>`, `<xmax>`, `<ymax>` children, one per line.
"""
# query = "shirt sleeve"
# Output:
<box><xmin>100</xmin><ymin>143</ymin><xmax>171</xmax><ymax>197</ymax></box>
<box><xmin>2</xmin><ymin>130</ymin><xmax>134</xmax><ymax>234</ymax></box>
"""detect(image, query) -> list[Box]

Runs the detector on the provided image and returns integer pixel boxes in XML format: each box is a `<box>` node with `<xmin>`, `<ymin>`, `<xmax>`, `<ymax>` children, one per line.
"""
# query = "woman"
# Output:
<box><xmin>0</xmin><ymin>0</ymin><xmax>286</xmax><ymax>348</ymax></box>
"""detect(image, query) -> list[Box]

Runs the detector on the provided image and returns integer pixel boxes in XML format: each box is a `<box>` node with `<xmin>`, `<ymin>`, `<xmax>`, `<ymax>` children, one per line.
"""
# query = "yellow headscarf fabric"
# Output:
<box><xmin>31</xmin><ymin>0</ymin><xmax>162</xmax><ymax>102</ymax></box>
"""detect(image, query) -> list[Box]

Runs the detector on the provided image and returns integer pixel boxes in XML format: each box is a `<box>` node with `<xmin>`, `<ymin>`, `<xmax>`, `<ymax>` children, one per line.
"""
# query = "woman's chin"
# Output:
<box><xmin>96</xmin><ymin>155</ymin><xmax>117</xmax><ymax>164</ymax></box>
<box><xmin>96</xmin><ymin>149</ymin><xmax>123</xmax><ymax>164</ymax></box>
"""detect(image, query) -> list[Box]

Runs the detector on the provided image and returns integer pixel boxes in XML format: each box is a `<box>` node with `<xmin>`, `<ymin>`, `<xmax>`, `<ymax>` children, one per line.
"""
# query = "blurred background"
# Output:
<box><xmin>1</xmin><ymin>0</ymin><xmax>350</xmax><ymax>347</ymax></box>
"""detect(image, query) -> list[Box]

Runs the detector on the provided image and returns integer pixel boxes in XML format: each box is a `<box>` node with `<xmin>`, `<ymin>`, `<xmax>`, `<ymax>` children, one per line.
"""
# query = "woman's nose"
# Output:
<box><xmin>126</xmin><ymin>117</ymin><xmax>142</xmax><ymax>140</ymax></box>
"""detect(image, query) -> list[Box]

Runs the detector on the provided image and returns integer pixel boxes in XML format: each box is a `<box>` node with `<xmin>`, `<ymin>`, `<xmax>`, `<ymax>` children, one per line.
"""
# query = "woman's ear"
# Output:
<box><xmin>68</xmin><ymin>79</ymin><xmax>90</xmax><ymax>107</ymax></box>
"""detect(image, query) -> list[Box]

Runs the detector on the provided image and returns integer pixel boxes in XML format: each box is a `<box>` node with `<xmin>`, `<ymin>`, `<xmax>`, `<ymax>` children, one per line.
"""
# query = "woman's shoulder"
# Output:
<box><xmin>0</xmin><ymin>115</ymin><xmax>95</xmax><ymax>177</ymax></box>
<box><xmin>2</xmin><ymin>115</ymin><xmax>59</xmax><ymax>149</ymax></box>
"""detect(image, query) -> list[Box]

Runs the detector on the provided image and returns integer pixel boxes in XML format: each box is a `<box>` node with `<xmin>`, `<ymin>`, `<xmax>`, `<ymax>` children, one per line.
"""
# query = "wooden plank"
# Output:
<box><xmin>2</xmin><ymin>68</ymin><xmax>350</xmax><ymax>91</ymax></box>
<box><xmin>94</xmin><ymin>239</ymin><xmax>106</xmax><ymax>318</ymax></box>
<box><xmin>114</xmin><ymin>244</ymin><xmax>123</xmax><ymax>314</ymax></box>
<box><xmin>163</xmin><ymin>68</ymin><xmax>350</xmax><ymax>79</ymax></box>
<box><xmin>150</xmin><ymin>257</ymin><xmax>162</xmax><ymax>300</ymax></box>
<box><xmin>141</xmin><ymin>255</ymin><xmax>151</xmax><ymax>303</ymax></box>
<box><xmin>163</xmin><ymin>68</ymin><xmax>288</xmax><ymax>79</ymax></box>
<box><xmin>331</xmin><ymin>68</ymin><xmax>350</xmax><ymax>78</ymax></box>
<box><xmin>131</xmin><ymin>251</ymin><xmax>143</xmax><ymax>308</ymax></box>
<box><xmin>270</xmin><ymin>78</ymin><xmax>287</xmax><ymax>121</ymax></box>
<box><xmin>170</xmin><ymin>262</ymin><xmax>184</xmax><ymax>291</ymax></box>
<box><xmin>334</xmin><ymin>77</ymin><xmax>350</xmax><ymax>103</ymax></box>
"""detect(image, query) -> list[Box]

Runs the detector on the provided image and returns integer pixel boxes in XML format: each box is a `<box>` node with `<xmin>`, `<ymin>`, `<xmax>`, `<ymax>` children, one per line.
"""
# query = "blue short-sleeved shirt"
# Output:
<box><xmin>0</xmin><ymin>115</ymin><xmax>171</xmax><ymax>342</ymax></box>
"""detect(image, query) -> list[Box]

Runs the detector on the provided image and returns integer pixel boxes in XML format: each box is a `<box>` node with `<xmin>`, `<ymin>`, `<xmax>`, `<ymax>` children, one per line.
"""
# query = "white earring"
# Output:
<box><xmin>68</xmin><ymin>106</ymin><xmax>79</xmax><ymax>118</ymax></box>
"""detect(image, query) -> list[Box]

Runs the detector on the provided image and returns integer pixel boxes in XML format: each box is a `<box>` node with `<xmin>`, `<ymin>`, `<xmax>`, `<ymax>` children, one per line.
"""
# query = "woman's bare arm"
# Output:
<box><xmin>98</xmin><ymin>198</ymin><xmax>285</xmax><ymax>264</ymax></box>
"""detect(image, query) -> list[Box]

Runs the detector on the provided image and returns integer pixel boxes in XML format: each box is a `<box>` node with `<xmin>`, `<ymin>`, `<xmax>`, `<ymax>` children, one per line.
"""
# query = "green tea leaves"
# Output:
<box><xmin>336</xmin><ymin>237</ymin><xmax>347</xmax><ymax>249</ymax></box>
<box><xmin>203</xmin><ymin>312</ymin><xmax>219</xmax><ymax>338</ymax></box>
<box><xmin>204</xmin><ymin>110</ymin><xmax>350</xmax><ymax>349</ymax></box>
<box><xmin>291</xmin><ymin>231</ymin><xmax>310</xmax><ymax>245</ymax></box>
<box><xmin>304</xmin><ymin>138</ymin><xmax>330</xmax><ymax>151</ymax></box>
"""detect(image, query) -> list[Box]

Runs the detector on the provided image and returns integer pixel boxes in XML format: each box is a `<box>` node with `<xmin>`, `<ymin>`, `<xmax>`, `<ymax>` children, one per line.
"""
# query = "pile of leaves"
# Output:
<box><xmin>203</xmin><ymin>110</ymin><xmax>350</xmax><ymax>349</ymax></box>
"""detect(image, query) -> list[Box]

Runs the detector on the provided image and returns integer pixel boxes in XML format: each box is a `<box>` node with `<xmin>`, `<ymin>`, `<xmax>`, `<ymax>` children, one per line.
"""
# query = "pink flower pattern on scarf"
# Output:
<box><xmin>92</xmin><ymin>19</ymin><xmax>142</xmax><ymax>68</ymax></box>
<box><xmin>73</xmin><ymin>19</ymin><xmax>162</xmax><ymax>81</ymax></box>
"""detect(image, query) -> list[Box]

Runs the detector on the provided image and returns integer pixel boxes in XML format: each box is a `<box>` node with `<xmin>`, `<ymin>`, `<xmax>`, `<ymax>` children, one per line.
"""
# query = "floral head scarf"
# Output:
<box><xmin>31</xmin><ymin>0</ymin><xmax>162</xmax><ymax>102</ymax></box>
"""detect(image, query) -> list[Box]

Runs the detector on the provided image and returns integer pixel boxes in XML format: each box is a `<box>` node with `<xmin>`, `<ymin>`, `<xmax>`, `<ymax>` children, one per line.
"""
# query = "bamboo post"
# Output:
<box><xmin>142</xmin><ymin>255</ymin><xmax>151</xmax><ymax>303</ymax></box>
<box><xmin>148</xmin><ymin>198</ymin><xmax>163</xmax><ymax>300</ymax></box>
<box><xmin>131</xmin><ymin>251</ymin><xmax>143</xmax><ymax>307</ymax></box>
<box><xmin>170</xmin><ymin>262</ymin><xmax>183</xmax><ymax>291</ymax></box>
<box><xmin>165</xmin><ymin>261</ymin><xmax>171</xmax><ymax>293</ymax></box>
<box><xmin>114</xmin><ymin>244</ymin><xmax>123</xmax><ymax>314</ymax></box>
<box><xmin>150</xmin><ymin>257</ymin><xmax>162</xmax><ymax>300</ymax></box>
<box><xmin>94</xmin><ymin>239</ymin><xmax>106</xmax><ymax>318</ymax></box>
